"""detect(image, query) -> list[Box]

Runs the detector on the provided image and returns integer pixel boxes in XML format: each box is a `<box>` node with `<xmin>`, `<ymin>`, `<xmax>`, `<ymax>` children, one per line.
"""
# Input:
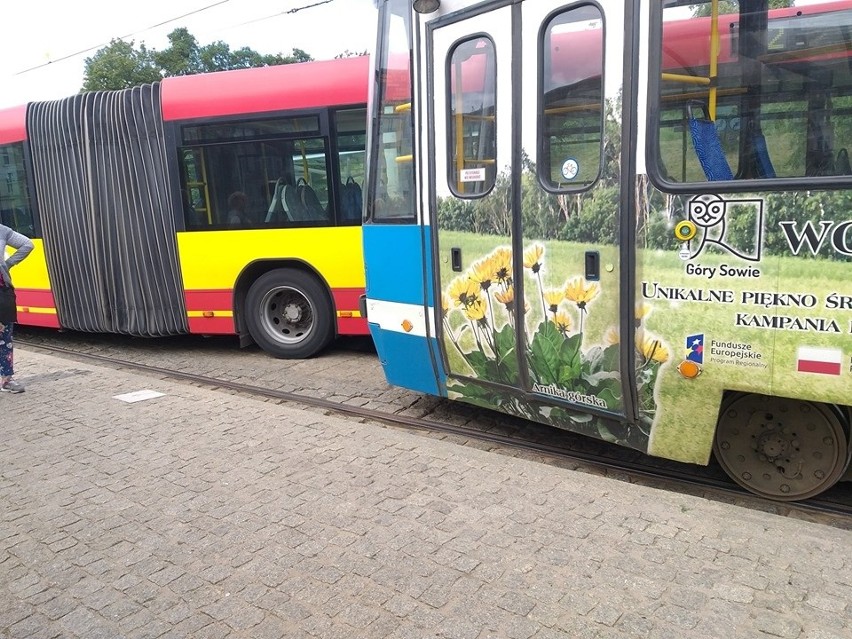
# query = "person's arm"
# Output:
<box><xmin>4</xmin><ymin>229</ymin><xmax>34</xmax><ymax>268</ymax></box>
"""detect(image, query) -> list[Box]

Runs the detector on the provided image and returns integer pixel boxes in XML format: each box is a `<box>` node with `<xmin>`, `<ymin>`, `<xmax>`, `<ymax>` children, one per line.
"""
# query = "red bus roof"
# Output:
<box><xmin>0</xmin><ymin>105</ymin><xmax>27</xmax><ymax>144</ymax></box>
<box><xmin>161</xmin><ymin>56</ymin><xmax>370</xmax><ymax>122</ymax></box>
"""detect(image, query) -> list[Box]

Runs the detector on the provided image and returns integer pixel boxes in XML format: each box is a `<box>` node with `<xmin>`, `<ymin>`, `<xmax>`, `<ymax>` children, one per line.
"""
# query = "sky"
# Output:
<box><xmin>0</xmin><ymin>0</ymin><xmax>377</xmax><ymax>110</ymax></box>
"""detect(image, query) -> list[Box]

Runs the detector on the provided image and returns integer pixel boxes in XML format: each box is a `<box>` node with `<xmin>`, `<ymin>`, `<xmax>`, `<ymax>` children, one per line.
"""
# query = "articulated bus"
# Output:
<box><xmin>362</xmin><ymin>0</ymin><xmax>852</xmax><ymax>501</ymax></box>
<box><xmin>0</xmin><ymin>56</ymin><xmax>369</xmax><ymax>358</ymax></box>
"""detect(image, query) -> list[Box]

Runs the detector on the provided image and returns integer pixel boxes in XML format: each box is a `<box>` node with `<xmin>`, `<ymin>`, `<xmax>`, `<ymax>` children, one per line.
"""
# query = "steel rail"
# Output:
<box><xmin>18</xmin><ymin>339</ymin><xmax>852</xmax><ymax>524</ymax></box>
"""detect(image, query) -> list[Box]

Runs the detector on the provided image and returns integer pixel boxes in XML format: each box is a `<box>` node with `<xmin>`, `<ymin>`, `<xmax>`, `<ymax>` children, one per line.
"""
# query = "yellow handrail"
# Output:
<box><xmin>661</xmin><ymin>73</ymin><xmax>711</xmax><ymax>86</ymax></box>
<box><xmin>660</xmin><ymin>0</ymin><xmax>720</xmax><ymax>119</ymax></box>
<box><xmin>709</xmin><ymin>0</ymin><xmax>720</xmax><ymax>119</ymax></box>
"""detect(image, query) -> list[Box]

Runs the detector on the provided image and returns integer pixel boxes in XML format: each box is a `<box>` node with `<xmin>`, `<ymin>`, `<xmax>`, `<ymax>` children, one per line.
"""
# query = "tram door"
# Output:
<box><xmin>430</xmin><ymin>5</ymin><xmax>520</xmax><ymax>392</ymax></box>
<box><xmin>431</xmin><ymin>2</ymin><xmax>628</xmax><ymax>419</ymax></box>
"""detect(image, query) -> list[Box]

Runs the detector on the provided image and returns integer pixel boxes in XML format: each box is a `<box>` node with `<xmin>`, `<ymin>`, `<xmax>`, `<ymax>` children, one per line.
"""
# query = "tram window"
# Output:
<box><xmin>446</xmin><ymin>36</ymin><xmax>497</xmax><ymax>198</ymax></box>
<box><xmin>370</xmin><ymin>4</ymin><xmax>416</xmax><ymax>222</ymax></box>
<box><xmin>0</xmin><ymin>143</ymin><xmax>36</xmax><ymax>237</ymax></box>
<box><xmin>539</xmin><ymin>5</ymin><xmax>604</xmax><ymax>191</ymax></box>
<box><xmin>655</xmin><ymin>0</ymin><xmax>852</xmax><ymax>184</ymax></box>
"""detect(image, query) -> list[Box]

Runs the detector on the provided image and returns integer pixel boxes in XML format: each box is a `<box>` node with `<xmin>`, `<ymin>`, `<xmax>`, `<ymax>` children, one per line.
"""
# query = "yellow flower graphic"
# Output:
<box><xmin>469</xmin><ymin>258</ymin><xmax>494</xmax><ymax>291</ymax></box>
<box><xmin>523</xmin><ymin>245</ymin><xmax>544</xmax><ymax>273</ymax></box>
<box><xmin>564</xmin><ymin>277</ymin><xmax>599</xmax><ymax>310</ymax></box>
<box><xmin>494</xmin><ymin>286</ymin><xmax>515</xmax><ymax>311</ymax></box>
<box><xmin>448</xmin><ymin>277</ymin><xmax>478</xmax><ymax>308</ymax></box>
<box><xmin>543</xmin><ymin>288</ymin><xmax>564</xmax><ymax>314</ymax></box>
<box><xmin>605</xmin><ymin>328</ymin><xmax>619</xmax><ymax>345</ymax></box>
<box><xmin>553</xmin><ymin>311</ymin><xmax>572</xmax><ymax>335</ymax></box>
<box><xmin>637</xmin><ymin>332</ymin><xmax>669</xmax><ymax>364</ymax></box>
<box><xmin>491</xmin><ymin>247</ymin><xmax>513</xmax><ymax>285</ymax></box>
<box><xmin>464</xmin><ymin>295</ymin><xmax>487</xmax><ymax>321</ymax></box>
<box><xmin>441</xmin><ymin>293</ymin><xmax>451</xmax><ymax>316</ymax></box>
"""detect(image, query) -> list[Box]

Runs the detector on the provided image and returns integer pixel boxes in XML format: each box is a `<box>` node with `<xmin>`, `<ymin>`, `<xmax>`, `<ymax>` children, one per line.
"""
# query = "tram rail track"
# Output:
<box><xmin>18</xmin><ymin>338</ymin><xmax>852</xmax><ymax>527</ymax></box>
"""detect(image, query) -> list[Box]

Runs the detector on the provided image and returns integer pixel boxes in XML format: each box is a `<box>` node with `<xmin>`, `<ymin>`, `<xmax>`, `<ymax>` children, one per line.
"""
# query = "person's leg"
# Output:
<box><xmin>0</xmin><ymin>322</ymin><xmax>12</xmax><ymax>382</ymax></box>
<box><xmin>0</xmin><ymin>322</ymin><xmax>23</xmax><ymax>392</ymax></box>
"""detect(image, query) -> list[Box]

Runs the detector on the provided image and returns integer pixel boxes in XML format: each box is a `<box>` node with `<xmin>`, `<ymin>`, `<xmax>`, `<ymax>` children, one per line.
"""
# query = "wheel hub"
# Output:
<box><xmin>283</xmin><ymin>302</ymin><xmax>303</xmax><ymax>323</ymax></box>
<box><xmin>754</xmin><ymin>429</ymin><xmax>790</xmax><ymax>461</ymax></box>
<box><xmin>713</xmin><ymin>395</ymin><xmax>848</xmax><ymax>501</ymax></box>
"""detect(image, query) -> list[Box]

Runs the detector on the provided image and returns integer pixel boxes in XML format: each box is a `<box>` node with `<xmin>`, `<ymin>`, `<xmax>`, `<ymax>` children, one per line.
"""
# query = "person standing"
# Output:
<box><xmin>0</xmin><ymin>223</ymin><xmax>34</xmax><ymax>393</ymax></box>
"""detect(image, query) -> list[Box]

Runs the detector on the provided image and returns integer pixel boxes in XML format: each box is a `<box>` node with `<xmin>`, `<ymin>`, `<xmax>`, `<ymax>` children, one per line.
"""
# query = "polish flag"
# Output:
<box><xmin>796</xmin><ymin>347</ymin><xmax>842</xmax><ymax>376</ymax></box>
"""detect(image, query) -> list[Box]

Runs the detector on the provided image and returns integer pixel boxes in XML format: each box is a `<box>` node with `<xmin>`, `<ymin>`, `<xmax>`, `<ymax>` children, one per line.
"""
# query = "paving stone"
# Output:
<box><xmin>1</xmin><ymin>348</ymin><xmax>849</xmax><ymax>639</ymax></box>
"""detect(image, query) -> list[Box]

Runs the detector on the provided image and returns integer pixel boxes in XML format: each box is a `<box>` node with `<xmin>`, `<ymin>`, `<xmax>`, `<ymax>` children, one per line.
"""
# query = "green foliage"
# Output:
<box><xmin>334</xmin><ymin>50</ymin><xmax>369</xmax><ymax>59</ymax></box>
<box><xmin>82</xmin><ymin>28</ymin><xmax>314</xmax><ymax>92</ymax></box>
<box><xmin>558</xmin><ymin>186</ymin><xmax>619</xmax><ymax>244</ymax></box>
<box><xmin>81</xmin><ymin>40</ymin><xmax>161</xmax><ymax>91</ymax></box>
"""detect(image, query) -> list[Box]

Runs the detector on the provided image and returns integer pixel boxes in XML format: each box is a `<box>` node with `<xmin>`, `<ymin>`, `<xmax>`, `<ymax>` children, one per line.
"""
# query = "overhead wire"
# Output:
<box><xmin>230</xmin><ymin>0</ymin><xmax>333</xmax><ymax>28</ymax></box>
<box><xmin>13</xmin><ymin>0</ymin><xmax>335</xmax><ymax>77</ymax></box>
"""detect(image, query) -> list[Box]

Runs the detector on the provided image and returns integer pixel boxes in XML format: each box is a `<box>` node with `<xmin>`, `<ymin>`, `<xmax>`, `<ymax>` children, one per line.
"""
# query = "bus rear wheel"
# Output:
<box><xmin>245</xmin><ymin>269</ymin><xmax>334</xmax><ymax>359</ymax></box>
<box><xmin>713</xmin><ymin>393</ymin><xmax>849</xmax><ymax>501</ymax></box>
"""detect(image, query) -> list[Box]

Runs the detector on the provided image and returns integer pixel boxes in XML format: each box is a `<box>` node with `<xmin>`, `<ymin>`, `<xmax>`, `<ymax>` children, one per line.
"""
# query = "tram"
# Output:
<box><xmin>0</xmin><ymin>56</ymin><xmax>370</xmax><ymax>358</ymax></box>
<box><xmin>361</xmin><ymin>0</ymin><xmax>852</xmax><ymax>500</ymax></box>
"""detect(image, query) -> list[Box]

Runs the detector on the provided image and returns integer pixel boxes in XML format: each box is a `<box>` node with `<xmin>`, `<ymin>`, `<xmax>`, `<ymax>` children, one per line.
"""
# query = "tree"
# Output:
<box><xmin>335</xmin><ymin>50</ymin><xmax>369</xmax><ymax>59</ymax></box>
<box><xmin>82</xmin><ymin>28</ymin><xmax>314</xmax><ymax>92</ymax></box>
<box><xmin>154</xmin><ymin>28</ymin><xmax>202</xmax><ymax>77</ymax></box>
<box><xmin>81</xmin><ymin>40</ymin><xmax>161</xmax><ymax>91</ymax></box>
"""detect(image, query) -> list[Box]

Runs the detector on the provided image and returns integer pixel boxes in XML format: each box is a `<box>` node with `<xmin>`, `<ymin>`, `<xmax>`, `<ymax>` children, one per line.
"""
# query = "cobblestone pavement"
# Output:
<box><xmin>1</xmin><ymin>349</ymin><xmax>850</xmax><ymax>639</ymax></box>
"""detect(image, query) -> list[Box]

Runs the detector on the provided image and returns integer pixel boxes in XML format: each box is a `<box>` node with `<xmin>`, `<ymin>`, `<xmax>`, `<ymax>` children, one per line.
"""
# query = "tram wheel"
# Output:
<box><xmin>713</xmin><ymin>393</ymin><xmax>849</xmax><ymax>501</ymax></box>
<box><xmin>245</xmin><ymin>268</ymin><xmax>334</xmax><ymax>359</ymax></box>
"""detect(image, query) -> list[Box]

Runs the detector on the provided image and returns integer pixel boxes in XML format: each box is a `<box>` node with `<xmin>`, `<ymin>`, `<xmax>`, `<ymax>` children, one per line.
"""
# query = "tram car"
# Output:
<box><xmin>361</xmin><ymin>0</ymin><xmax>852</xmax><ymax>500</ymax></box>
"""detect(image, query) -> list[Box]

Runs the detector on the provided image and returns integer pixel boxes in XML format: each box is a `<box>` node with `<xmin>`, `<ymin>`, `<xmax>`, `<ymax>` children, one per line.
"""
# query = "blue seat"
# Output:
<box><xmin>687</xmin><ymin>102</ymin><xmax>734</xmax><ymax>181</ymax></box>
<box><xmin>751</xmin><ymin>131</ymin><xmax>775</xmax><ymax>178</ymax></box>
<box><xmin>837</xmin><ymin>148</ymin><xmax>851</xmax><ymax>174</ymax></box>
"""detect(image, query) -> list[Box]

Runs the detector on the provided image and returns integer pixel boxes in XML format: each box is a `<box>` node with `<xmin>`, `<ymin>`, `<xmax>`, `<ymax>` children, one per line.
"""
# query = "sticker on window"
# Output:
<box><xmin>460</xmin><ymin>168</ymin><xmax>487</xmax><ymax>182</ymax></box>
<box><xmin>561</xmin><ymin>158</ymin><xmax>579</xmax><ymax>181</ymax></box>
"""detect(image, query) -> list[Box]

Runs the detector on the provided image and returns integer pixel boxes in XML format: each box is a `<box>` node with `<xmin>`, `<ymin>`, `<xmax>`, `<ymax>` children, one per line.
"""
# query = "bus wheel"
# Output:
<box><xmin>245</xmin><ymin>269</ymin><xmax>334</xmax><ymax>359</ymax></box>
<box><xmin>713</xmin><ymin>393</ymin><xmax>849</xmax><ymax>501</ymax></box>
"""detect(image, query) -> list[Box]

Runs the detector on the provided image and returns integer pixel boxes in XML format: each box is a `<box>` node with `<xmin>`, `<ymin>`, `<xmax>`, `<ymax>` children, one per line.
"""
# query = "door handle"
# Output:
<box><xmin>451</xmin><ymin>247</ymin><xmax>463</xmax><ymax>272</ymax></box>
<box><xmin>585</xmin><ymin>251</ymin><xmax>600</xmax><ymax>281</ymax></box>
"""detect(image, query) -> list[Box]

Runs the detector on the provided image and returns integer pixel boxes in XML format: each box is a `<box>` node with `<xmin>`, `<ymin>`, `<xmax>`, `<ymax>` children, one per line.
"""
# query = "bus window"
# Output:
<box><xmin>656</xmin><ymin>0</ymin><xmax>852</xmax><ymax>183</ymax></box>
<box><xmin>179</xmin><ymin>116</ymin><xmax>333</xmax><ymax>228</ymax></box>
<box><xmin>334</xmin><ymin>108</ymin><xmax>366</xmax><ymax>224</ymax></box>
<box><xmin>289</xmin><ymin>138</ymin><xmax>332</xmax><ymax>223</ymax></box>
<box><xmin>540</xmin><ymin>4</ymin><xmax>604</xmax><ymax>191</ymax></box>
<box><xmin>181</xmin><ymin>149</ymin><xmax>211</xmax><ymax>227</ymax></box>
<box><xmin>0</xmin><ymin>143</ymin><xmax>36</xmax><ymax>237</ymax></box>
<box><xmin>447</xmin><ymin>36</ymin><xmax>497</xmax><ymax>197</ymax></box>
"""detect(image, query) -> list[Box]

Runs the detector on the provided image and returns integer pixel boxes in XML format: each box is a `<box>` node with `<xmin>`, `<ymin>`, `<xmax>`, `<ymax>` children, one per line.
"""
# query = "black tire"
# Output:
<box><xmin>244</xmin><ymin>268</ymin><xmax>334</xmax><ymax>359</ymax></box>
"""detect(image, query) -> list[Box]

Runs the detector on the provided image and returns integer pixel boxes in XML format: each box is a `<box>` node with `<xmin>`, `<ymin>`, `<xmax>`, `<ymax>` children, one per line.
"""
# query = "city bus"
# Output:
<box><xmin>361</xmin><ymin>0</ymin><xmax>852</xmax><ymax>501</ymax></box>
<box><xmin>0</xmin><ymin>55</ymin><xmax>370</xmax><ymax>358</ymax></box>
